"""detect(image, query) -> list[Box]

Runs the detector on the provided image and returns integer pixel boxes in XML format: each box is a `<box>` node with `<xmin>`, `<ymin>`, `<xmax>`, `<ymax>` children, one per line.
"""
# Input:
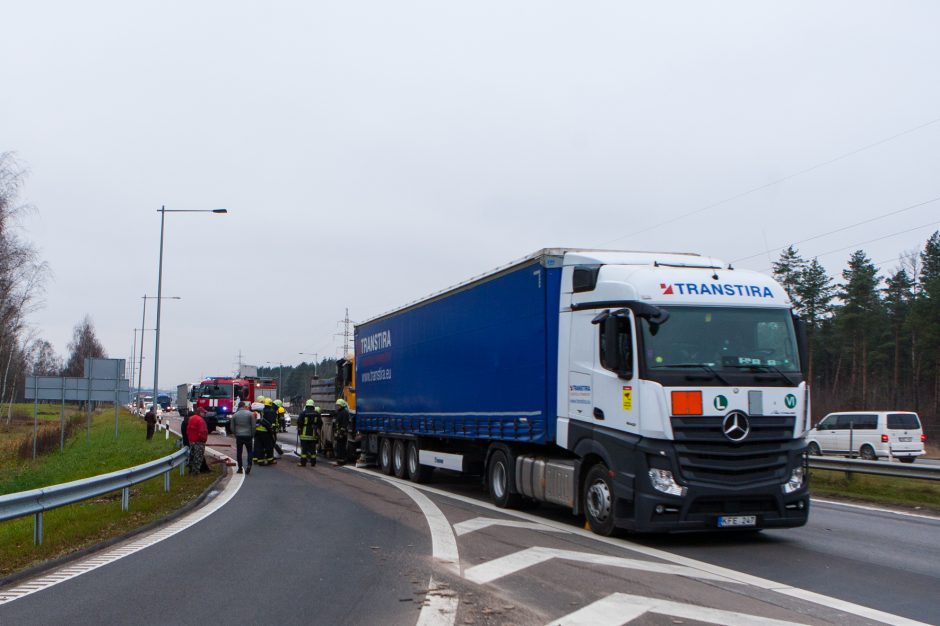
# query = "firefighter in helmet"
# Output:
<box><xmin>261</xmin><ymin>398</ymin><xmax>279</xmax><ymax>464</ymax></box>
<box><xmin>333</xmin><ymin>398</ymin><xmax>351</xmax><ymax>465</ymax></box>
<box><xmin>251</xmin><ymin>399</ymin><xmax>272</xmax><ymax>466</ymax></box>
<box><xmin>296</xmin><ymin>400</ymin><xmax>321</xmax><ymax>467</ymax></box>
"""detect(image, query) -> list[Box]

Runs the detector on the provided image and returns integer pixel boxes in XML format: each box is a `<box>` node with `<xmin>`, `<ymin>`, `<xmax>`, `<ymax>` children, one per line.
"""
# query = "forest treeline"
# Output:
<box><xmin>773</xmin><ymin>233</ymin><xmax>940</xmax><ymax>435</ymax></box>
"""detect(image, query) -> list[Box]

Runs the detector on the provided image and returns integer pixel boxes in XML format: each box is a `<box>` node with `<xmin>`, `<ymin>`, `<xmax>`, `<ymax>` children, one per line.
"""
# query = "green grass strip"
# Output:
<box><xmin>811</xmin><ymin>468</ymin><xmax>940</xmax><ymax>514</ymax></box>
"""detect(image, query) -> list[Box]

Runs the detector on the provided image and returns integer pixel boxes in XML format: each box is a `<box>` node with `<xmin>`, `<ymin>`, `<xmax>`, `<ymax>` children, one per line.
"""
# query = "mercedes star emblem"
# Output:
<box><xmin>722</xmin><ymin>411</ymin><xmax>750</xmax><ymax>442</ymax></box>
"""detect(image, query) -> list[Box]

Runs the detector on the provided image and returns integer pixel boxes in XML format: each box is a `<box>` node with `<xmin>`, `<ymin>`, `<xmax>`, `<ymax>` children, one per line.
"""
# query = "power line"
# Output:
<box><xmin>733</xmin><ymin>195</ymin><xmax>940</xmax><ymax>263</ymax></box>
<box><xmin>759</xmin><ymin>219</ymin><xmax>940</xmax><ymax>272</ymax></box>
<box><xmin>600</xmin><ymin>114</ymin><xmax>940</xmax><ymax>246</ymax></box>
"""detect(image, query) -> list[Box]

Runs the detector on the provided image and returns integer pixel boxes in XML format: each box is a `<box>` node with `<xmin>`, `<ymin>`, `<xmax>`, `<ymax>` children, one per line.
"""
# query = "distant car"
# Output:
<box><xmin>807</xmin><ymin>411</ymin><xmax>926</xmax><ymax>463</ymax></box>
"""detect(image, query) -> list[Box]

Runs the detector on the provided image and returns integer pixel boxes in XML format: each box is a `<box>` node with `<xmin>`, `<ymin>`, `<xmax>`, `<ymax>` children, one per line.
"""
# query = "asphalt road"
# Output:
<box><xmin>2</xmin><ymin>420</ymin><xmax>937</xmax><ymax>625</ymax></box>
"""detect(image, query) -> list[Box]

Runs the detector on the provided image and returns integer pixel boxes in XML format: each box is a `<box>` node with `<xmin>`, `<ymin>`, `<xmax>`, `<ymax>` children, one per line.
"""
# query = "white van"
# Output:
<box><xmin>807</xmin><ymin>411</ymin><xmax>925</xmax><ymax>463</ymax></box>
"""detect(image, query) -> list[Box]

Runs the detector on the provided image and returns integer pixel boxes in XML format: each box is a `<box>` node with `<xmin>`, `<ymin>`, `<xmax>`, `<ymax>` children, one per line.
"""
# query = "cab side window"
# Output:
<box><xmin>599</xmin><ymin>315</ymin><xmax>633</xmax><ymax>377</ymax></box>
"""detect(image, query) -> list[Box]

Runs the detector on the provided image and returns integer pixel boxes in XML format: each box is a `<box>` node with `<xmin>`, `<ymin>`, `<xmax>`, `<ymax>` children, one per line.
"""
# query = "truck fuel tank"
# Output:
<box><xmin>515</xmin><ymin>456</ymin><xmax>576</xmax><ymax>508</ymax></box>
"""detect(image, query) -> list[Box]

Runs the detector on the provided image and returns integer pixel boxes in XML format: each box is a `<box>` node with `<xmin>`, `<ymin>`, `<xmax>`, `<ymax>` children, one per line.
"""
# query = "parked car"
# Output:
<box><xmin>807</xmin><ymin>411</ymin><xmax>926</xmax><ymax>463</ymax></box>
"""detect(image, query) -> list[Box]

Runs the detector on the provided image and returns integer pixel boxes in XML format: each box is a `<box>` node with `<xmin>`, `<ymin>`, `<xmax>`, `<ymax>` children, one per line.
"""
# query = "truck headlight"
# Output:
<box><xmin>782</xmin><ymin>467</ymin><xmax>804</xmax><ymax>494</ymax></box>
<box><xmin>648</xmin><ymin>469</ymin><xmax>687</xmax><ymax>497</ymax></box>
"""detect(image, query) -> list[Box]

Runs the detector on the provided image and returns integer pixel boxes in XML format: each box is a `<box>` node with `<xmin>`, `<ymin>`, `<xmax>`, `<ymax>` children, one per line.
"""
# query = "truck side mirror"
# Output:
<box><xmin>603</xmin><ymin>317</ymin><xmax>621</xmax><ymax>372</ymax></box>
<box><xmin>793</xmin><ymin>314</ymin><xmax>809</xmax><ymax>375</ymax></box>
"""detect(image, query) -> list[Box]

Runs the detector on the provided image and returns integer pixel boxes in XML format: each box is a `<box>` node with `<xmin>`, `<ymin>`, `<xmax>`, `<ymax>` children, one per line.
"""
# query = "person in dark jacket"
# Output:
<box><xmin>186</xmin><ymin>410</ymin><xmax>209</xmax><ymax>474</ymax></box>
<box><xmin>296</xmin><ymin>400</ymin><xmax>321</xmax><ymax>467</ymax></box>
<box><xmin>144</xmin><ymin>407</ymin><xmax>157</xmax><ymax>440</ymax></box>
<box><xmin>252</xmin><ymin>399</ymin><xmax>274</xmax><ymax>466</ymax></box>
<box><xmin>333</xmin><ymin>399</ymin><xmax>351</xmax><ymax>465</ymax></box>
<box><xmin>180</xmin><ymin>412</ymin><xmax>191</xmax><ymax>447</ymax></box>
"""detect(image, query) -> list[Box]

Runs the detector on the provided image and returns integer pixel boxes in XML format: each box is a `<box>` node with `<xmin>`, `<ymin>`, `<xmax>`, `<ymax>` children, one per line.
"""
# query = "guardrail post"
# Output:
<box><xmin>34</xmin><ymin>512</ymin><xmax>43</xmax><ymax>546</ymax></box>
<box><xmin>121</xmin><ymin>487</ymin><xmax>129</xmax><ymax>512</ymax></box>
<box><xmin>164</xmin><ymin>470</ymin><xmax>170</xmax><ymax>492</ymax></box>
<box><xmin>179</xmin><ymin>462</ymin><xmax>185</xmax><ymax>477</ymax></box>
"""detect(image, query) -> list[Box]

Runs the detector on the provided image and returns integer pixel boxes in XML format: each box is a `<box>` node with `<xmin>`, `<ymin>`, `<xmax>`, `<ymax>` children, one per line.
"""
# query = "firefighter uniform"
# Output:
<box><xmin>333</xmin><ymin>399</ymin><xmax>351</xmax><ymax>464</ymax></box>
<box><xmin>252</xmin><ymin>398</ymin><xmax>275</xmax><ymax>466</ymax></box>
<box><xmin>262</xmin><ymin>399</ymin><xmax>279</xmax><ymax>464</ymax></box>
<box><xmin>296</xmin><ymin>400</ymin><xmax>321</xmax><ymax>467</ymax></box>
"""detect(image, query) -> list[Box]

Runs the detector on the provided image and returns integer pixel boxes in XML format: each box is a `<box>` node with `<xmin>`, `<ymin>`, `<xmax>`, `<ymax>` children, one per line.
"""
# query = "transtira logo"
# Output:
<box><xmin>359</xmin><ymin>330</ymin><xmax>392</xmax><ymax>355</ymax></box>
<box><xmin>660</xmin><ymin>283</ymin><xmax>774</xmax><ymax>298</ymax></box>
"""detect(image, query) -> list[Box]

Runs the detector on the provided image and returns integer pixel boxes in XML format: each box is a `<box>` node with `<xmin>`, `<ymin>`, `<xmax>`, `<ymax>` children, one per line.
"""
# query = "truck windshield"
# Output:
<box><xmin>641</xmin><ymin>306</ymin><xmax>800</xmax><ymax>373</ymax></box>
<box><xmin>201</xmin><ymin>384</ymin><xmax>233</xmax><ymax>399</ymax></box>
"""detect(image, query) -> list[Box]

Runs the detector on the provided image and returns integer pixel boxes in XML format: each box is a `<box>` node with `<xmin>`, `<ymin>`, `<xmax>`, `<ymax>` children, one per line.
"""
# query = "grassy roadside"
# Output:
<box><xmin>0</xmin><ymin>406</ymin><xmax>218</xmax><ymax>578</ymax></box>
<box><xmin>810</xmin><ymin>469</ymin><xmax>940</xmax><ymax>514</ymax></box>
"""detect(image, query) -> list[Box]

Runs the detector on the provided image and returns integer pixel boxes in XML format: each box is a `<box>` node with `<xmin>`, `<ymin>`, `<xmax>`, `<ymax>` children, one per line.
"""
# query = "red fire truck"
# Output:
<box><xmin>195</xmin><ymin>376</ymin><xmax>278</xmax><ymax>433</ymax></box>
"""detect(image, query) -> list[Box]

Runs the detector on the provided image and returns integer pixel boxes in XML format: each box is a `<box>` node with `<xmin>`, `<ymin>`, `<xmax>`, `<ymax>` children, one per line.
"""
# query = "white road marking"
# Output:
<box><xmin>453</xmin><ymin>516</ymin><xmax>567</xmax><ymax>536</ymax></box>
<box><xmin>377</xmin><ymin>478</ymin><xmax>460</xmax><ymax>626</ymax></box>
<box><xmin>548</xmin><ymin>592</ymin><xmax>805</xmax><ymax>626</ymax></box>
<box><xmin>0</xmin><ymin>447</ymin><xmax>243</xmax><ymax>606</ymax></box>
<box><xmin>463</xmin><ymin>546</ymin><xmax>737</xmax><ymax>585</ymax></box>
<box><xmin>415</xmin><ymin>577</ymin><xmax>459</xmax><ymax>626</ymax></box>
<box><xmin>344</xmin><ymin>467</ymin><xmax>929</xmax><ymax>626</ymax></box>
<box><xmin>812</xmin><ymin>497</ymin><xmax>940</xmax><ymax>521</ymax></box>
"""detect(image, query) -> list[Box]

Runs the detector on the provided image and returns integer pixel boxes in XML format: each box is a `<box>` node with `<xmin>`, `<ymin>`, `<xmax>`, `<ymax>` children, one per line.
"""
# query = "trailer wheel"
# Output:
<box><xmin>379</xmin><ymin>438</ymin><xmax>394</xmax><ymax>475</ymax></box>
<box><xmin>406</xmin><ymin>442</ymin><xmax>433</xmax><ymax>483</ymax></box>
<box><xmin>487</xmin><ymin>450</ymin><xmax>520</xmax><ymax>508</ymax></box>
<box><xmin>392</xmin><ymin>439</ymin><xmax>407</xmax><ymax>478</ymax></box>
<box><xmin>583</xmin><ymin>463</ymin><xmax>616</xmax><ymax>536</ymax></box>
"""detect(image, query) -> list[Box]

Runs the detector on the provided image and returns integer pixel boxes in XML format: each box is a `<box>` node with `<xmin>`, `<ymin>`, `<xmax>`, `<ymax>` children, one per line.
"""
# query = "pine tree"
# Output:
<box><xmin>915</xmin><ymin>232</ymin><xmax>940</xmax><ymax>417</ymax></box>
<box><xmin>772</xmin><ymin>245</ymin><xmax>806</xmax><ymax>313</ymax></box>
<box><xmin>837</xmin><ymin>251</ymin><xmax>882</xmax><ymax>406</ymax></box>
<box><xmin>883</xmin><ymin>268</ymin><xmax>914</xmax><ymax>405</ymax></box>
<box><xmin>795</xmin><ymin>258</ymin><xmax>835</xmax><ymax>383</ymax></box>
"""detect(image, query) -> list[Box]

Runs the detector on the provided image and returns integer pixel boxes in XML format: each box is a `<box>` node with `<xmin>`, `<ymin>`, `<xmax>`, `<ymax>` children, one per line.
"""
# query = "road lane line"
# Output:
<box><xmin>454</xmin><ymin>517</ymin><xmax>568</xmax><ymax>536</ymax></box>
<box><xmin>549</xmin><ymin>593</ymin><xmax>806</xmax><ymax>626</ymax></box>
<box><xmin>416</xmin><ymin>577</ymin><xmax>459</xmax><ymax>626</ymax></box>
<box><xmin>378</xmin><ymin>478</ymin><xmax>460</xmax><ymax>626</ymax></box>
<box><xmin>812</xmin><ymin>497</ymin><xmax>940</xmax><ymax>521</ymax></box>
<box><xmin>463</xmin><ymin>546</ymin><xmax>737</xmax><ymax>585</ymax></box>
<box><xmin>344</xmin><ymin>467</ymin><xmax>929</xmax><ymax>626</ymax></box>
<box><xmin>0</xmin><ymin>450</ymin><xmax>244</xmax><ymax>607</ymax></box>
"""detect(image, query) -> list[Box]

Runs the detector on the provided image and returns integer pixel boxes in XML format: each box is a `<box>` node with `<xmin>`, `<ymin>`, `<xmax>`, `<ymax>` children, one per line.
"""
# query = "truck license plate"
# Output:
<box><xmin>899</xmin><ymin>437</ymin><xmax>912</xmax><ymax>442</ymax></box>
<box><xmin>718</xmin><ymin>515</ymin><xmax>756</xmax><ymax>528</ymax></box>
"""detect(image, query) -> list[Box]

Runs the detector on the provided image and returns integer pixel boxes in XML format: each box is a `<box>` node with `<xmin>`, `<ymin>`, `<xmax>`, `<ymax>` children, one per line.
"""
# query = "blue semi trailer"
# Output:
<box><xmin>354</xmin><ymin>249</ymin><xmax>810</xmax><ymax>534</ymax></box>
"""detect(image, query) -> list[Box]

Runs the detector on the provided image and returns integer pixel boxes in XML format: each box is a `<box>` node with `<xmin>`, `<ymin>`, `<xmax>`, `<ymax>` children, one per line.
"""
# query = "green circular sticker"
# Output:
<box><xmin>785</xmin><ymin>394</ymin><xmax>797</xmax><ymax>409</ymax></box>
<box><xmin>714</xmin><ymin>395</ymin><xmax>728</xmax><ymax>411</ymax></box>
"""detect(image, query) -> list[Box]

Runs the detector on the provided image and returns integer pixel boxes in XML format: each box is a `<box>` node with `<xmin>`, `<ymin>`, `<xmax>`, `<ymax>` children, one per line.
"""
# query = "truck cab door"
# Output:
<box><xmin>590</xmin><ymin>308</ymin><xmax>639</xmax><ymax>432</ymax></box>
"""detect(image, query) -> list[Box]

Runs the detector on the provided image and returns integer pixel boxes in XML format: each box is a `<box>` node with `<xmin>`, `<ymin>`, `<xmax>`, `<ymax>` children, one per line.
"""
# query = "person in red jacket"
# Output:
<box><xmin>186</xmin><ymin>410</ymin><xmax>209</xmax><ymax>475</ymax></box>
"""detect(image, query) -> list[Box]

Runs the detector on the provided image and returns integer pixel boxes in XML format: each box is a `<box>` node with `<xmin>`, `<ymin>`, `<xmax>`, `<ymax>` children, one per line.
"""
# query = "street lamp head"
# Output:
<box><xmin>212</xmin><ymin>209</ymin><xmax>228</xmax><ymax>214</ymax></box>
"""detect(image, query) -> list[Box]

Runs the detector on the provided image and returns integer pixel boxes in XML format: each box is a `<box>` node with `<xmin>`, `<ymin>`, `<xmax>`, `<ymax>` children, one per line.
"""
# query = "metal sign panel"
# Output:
<box><xmin>25</xmin><ymin>376</ymin><xmax>130</xmax><ymax>403</ymax></box>
<box><xmin>85</xmin><ymin>358</ymin><xmax>125</xmax><ymax>380</ymax></box>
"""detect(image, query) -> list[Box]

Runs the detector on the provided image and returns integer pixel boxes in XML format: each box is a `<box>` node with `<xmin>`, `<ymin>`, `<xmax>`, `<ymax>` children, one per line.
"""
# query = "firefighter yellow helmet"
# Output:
<box><xmin>335</xmin><ymin>399</ymin><xmax>348</xmax><ymax>408</ymax></box>
<box><xmin>305</xmin><ymin>399</ymin><xmax>314</xmax><ymax>407</ymax></box>
<box><xmin>264</xmin><ymin>398</ymin><xmax>273</xmax><ymax>406</ymax></box>
<box><xmin>274</xmin><ymin>399</ymin><xmax>283</xmax><ymax>406</ymax></box>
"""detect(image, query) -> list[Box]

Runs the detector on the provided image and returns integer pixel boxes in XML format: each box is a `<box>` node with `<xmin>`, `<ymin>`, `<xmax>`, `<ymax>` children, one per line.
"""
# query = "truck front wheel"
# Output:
<box><xmin>488</xmin><ymin>450</ymin><xmax>520</xmax><ymax>508</ymax></box>
<box><xmin>583</xmin><ymin>463</ymin><xmax>616</xmax><ymax>536</ymax></box>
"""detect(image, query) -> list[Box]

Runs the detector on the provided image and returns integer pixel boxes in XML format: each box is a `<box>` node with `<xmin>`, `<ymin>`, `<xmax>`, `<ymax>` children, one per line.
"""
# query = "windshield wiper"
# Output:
<box><xmin>724</xmin><ymin>364</ymin><xmax>797</xmax><ymax>385</ymax></box>
<box><xmin>660</xmin><ymin>363</ymin><xmax>731</xmax><ymax>385</ymax></box>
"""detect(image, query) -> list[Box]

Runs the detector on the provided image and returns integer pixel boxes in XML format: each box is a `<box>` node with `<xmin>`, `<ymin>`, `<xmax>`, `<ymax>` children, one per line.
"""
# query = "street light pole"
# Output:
<box><xmin>138</xmin><ymin>294</ymin><xmax>179</xmax><ymax>408</ymax></box>
<box><xmin>152</xmin><ymin>206</ymin><xmax>227</xmax><ymax>412</ymax></box>
<box><xmin>298</xmin><ymin>352</ymin><xmax>319</xmax><ymax>378</ymax></box>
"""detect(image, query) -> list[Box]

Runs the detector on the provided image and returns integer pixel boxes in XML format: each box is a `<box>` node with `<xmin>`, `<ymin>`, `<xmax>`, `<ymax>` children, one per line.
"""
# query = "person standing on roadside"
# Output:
<box><xmin>186</xmin><ymin>408</ymin><xmax>209</xmax><ymax>474</ymax></box>
<box><xmin>144</xmin><ymin>406</ymin><xmax>157</xmax><ymax>440</ymax></box>
<box><xmin>296</xmin><ymin>400</ymin><xmax>321</xmax><ymax>467</ymax></box>
<box><xmin>231</xmin><ymin>401</ymin><xmax>256</xmax><ymax>474</ymax></box>
<box><xmin>333</xmin><ymin>399</ymin><xmax>351</xmax><ymax>465</ymax></box>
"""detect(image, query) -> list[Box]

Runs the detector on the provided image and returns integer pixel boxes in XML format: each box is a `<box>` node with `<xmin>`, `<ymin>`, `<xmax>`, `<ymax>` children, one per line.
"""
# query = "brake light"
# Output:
<box><xmin>881</xmin><ymin>434</ymin><xmax>889</xmax><ymax>443</ymax></box>
<box><xmin>672</xmin><ymin>391</ymin><xmax>703</xmax><ymax>416</ymax></box>
<box><xmin>922</xmin><ymin>434</ymin><xmax>927</xmax><ymax>442</ymax></box>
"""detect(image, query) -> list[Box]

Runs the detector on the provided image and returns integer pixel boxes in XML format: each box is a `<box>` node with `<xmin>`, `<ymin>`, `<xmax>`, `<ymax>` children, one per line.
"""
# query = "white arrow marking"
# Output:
<box><xmin>463</xmin><ymin>546</ymin><xmax>737</xmax><ymax>585</ymax></box>
<box><xmin>548</xmin><ymin>592</ymin><xmax>805</xmax><ymax>626</ymax></box>
<box><xmin>453</xmin><ymin>517</ymin><xmax>566</xmax><ymax>536</ymax></box>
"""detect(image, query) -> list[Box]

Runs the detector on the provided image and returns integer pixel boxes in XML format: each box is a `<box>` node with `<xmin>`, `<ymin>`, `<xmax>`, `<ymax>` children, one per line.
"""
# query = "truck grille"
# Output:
<box><xmin>670</xmin><ymin>415</ymin><xmax>797</xmax><ymax>485</ymax></box>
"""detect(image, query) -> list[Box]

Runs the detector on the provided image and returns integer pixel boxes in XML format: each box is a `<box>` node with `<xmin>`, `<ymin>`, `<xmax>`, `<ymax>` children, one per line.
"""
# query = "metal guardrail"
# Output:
<box><xmin>0</xmin><ymin>446</ymin><xmax>190</xmax><ymax>545</ymax></box>
<box><xmin>808</xmin><ymin>456</ymin><xmax>940</xmax><ymax>481</ymax></box>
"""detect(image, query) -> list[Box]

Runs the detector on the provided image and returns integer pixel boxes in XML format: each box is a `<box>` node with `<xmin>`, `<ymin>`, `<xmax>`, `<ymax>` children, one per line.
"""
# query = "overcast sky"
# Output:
<box><xmin>2</xmin><ymin>1</ymin><xmax>939</xmax><ymax>391</ymax></box>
